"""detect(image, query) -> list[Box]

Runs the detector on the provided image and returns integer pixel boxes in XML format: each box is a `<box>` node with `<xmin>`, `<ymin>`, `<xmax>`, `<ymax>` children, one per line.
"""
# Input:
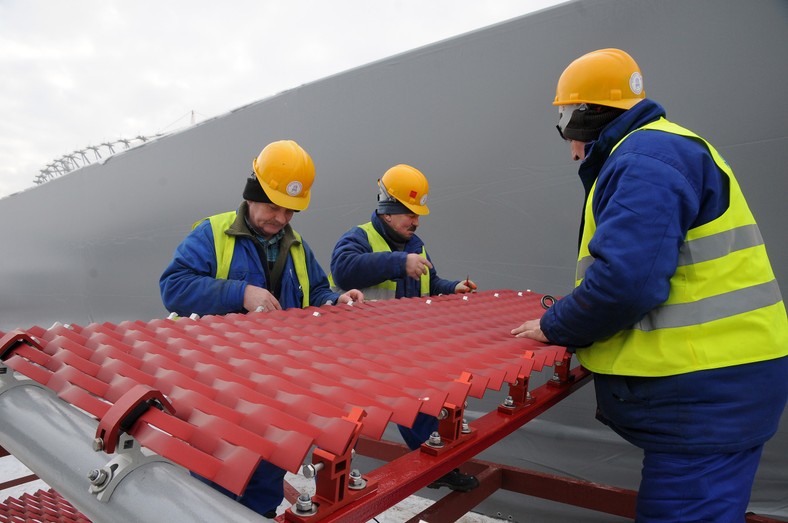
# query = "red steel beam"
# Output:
<box><xmin>0</xmin><ymin>473</ymin><xmax>40</xmax><ymax>492</ymax></box>
<box><xmin>355</xmin><ymin>422</ymin><xmax>787</xmax><ymax>523</ymax></box>
<box><xmin>287</xmin><ymin>365</ymin><xmax>592</xmax><ymax>522</ymax></box>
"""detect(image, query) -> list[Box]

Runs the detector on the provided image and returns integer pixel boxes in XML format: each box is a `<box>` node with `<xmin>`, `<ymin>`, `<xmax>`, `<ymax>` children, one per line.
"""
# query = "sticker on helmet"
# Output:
<box><xmin>286</xmin><ymin>181</ymin><xmax>303</xmax><ymax>196</ymax></box>
<box><xmin>629</xmin><ymin>72</ymin><xmax>644</xmax><ymax>95</ymax></box>
<box><xmin>420</xmin><ymin>194</ymin><xmax>428</xmax><ymax>206</ymax></box>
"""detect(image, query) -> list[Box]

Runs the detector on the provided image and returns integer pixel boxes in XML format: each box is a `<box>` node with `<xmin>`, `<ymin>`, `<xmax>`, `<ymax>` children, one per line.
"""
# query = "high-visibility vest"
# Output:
<box><xmin>575</xmin><ymin>118</ymin><xmax>788</xmax><ymax>376</ymax></box>
<box><xmin>356</xmin><ymin>221</ymin><xmax>430</xmax><ymax>300</ymax></box>
<box><xmin>197</xmin><ymin>211</ymin><xmax>311</xmax><ymax>308</ymax></box>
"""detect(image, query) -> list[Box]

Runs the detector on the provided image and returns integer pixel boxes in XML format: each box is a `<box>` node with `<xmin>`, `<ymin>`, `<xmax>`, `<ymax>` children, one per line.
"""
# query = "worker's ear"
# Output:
<box><xmin>381</xmin><ymin>214</ymin><xmax>392</xmax><ymax>224</ymax></box>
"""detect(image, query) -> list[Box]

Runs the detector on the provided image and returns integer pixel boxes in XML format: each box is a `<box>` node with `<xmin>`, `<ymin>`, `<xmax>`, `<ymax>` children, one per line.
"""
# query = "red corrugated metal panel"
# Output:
<box><xmin>1</xmin><ymin>290</ymin><xmax>561</xmax><ymax>496</ymax></box>
<box><xmin>0</xmin><ymin>489</ymin><xmax>90</xmax><ymax>523</ymax></box>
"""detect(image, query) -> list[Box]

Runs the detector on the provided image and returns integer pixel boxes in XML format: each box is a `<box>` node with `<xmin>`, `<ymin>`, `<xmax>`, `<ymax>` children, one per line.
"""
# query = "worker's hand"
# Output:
<box><xmin>405</xmin><ymin>253</ymin><xmax>433</xmax><ymax>280</ymax></box>
<box><xmin>338</xmin><ymin>289</ymin><xmax>364</xmax><ymax>305</ymax></box>
<box><xmin>511</xmin><ymin>319</ymin><xmax>549</xmax><ymax>343</ymax></box>
<box><xmin>455</xmin><ymin>279</ymin><xmax>478</xmax><ymax>294</ymax></box>
<box><xmin>244</xmin><ymin>285</ymin><xmax>282</xmax><ymax>313</ymax></box>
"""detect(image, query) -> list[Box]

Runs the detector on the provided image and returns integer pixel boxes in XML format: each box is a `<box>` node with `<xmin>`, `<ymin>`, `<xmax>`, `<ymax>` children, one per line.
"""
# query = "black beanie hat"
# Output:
<box><xmin>242</xmin><ymin>174</ymin><xmax>272</xmax><ymax>204</ymax></box>
<box><xmin>562</xmin><ymin>105</ymin><xmax>625</xmax><ymax>142</ymax></box>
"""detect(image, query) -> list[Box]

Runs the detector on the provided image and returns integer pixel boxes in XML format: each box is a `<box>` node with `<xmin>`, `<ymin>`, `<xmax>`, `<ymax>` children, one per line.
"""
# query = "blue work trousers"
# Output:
<box><xmin>193</xmin><ymin>460</ymin><xmax>286</xmax><ymax>517</ymax></box>
<box><xmin>636</xmin><ymin>445</ymin><xmax>764</xmax><ymax>522</ymax></box>
<box><xmin>398</xmin><ymin>412</ymin><xmax>439</xmax><ymax>450</ymax></box>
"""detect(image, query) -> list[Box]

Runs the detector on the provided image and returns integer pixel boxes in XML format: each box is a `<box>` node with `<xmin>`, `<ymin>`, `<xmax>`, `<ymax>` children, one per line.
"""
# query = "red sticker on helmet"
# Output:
<box><xmin>409</xmin><ymin>190</ymin><xmax>418</xmax><ymax>199</ymax></box>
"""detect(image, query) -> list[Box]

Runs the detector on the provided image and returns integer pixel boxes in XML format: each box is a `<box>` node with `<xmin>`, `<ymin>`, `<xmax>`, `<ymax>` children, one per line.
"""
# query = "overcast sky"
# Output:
<box><xmin>0</xmin><ymin>0</ymin><xmax>566</xmax><ymax>200</ymax></box>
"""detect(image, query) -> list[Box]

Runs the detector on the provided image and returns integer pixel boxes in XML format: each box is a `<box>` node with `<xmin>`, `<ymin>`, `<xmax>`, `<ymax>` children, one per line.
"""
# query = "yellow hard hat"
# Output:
<box><xmin>379</xmin><ymin>164</ymin><xmax>430</xmax><ymax>215</ymax></box>
<box><xmin>252</xmin><ymin>140</ymin><xmax>315</xmax><ymax>211</ymax></box>
<box><xmin>554</xmin><ymin>48</ymin><xmax>645</xmax><ymax>110</ymax></box>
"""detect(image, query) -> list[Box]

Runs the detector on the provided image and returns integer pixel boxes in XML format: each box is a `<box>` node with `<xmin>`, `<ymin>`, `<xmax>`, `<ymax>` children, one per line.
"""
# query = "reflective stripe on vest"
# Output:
<box><xmin>358</xmin><ymin>221</ymin><xmax>430</xmax><ymax>300</ymax></box>
<box><xmin>197</xmin><ymin>211</ymin><xmax>311</xmax><ymax>308</ymax></box>
<box><xmin>575</xmin><ymin>118</ymin><xmax>788</xmax><ymax>376</ymax></box>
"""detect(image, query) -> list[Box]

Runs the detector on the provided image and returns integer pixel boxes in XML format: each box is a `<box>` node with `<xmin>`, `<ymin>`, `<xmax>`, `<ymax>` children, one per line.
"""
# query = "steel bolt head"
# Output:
<box><xmin>87</xmin><ymin>468</ymin><xmax>108</xmax><ymax>486</ymax></box>
<box><xmin>296</xmin><ymin>493</ymin><xmax>313</xmax><ymax>512</ymax></box>
<box><xmin>349</xmin><ymin>469</ymin><xmax>362</xmax><ymax>486</ymax></box>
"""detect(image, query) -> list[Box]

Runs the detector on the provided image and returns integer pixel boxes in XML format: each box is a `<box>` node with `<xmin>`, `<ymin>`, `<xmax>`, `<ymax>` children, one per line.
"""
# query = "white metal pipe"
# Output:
<box><xmin>0</xmin><ymin>376</ymin><xmax>265</xmax><ymax>522</ymax></box>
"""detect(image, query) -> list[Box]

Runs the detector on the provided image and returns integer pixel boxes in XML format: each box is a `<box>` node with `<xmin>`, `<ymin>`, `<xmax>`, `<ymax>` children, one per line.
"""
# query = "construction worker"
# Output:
<box><xmin>159</xmin><ymin>139</ymin><xmax>364</xmax><ymax>518</ymax></box>
<box><xmin>330</xmin><ymin>164</ymin><xmax>476</xmax><ymax>299</ymax></box>
<box><xmin>512</xmin><ymin>48</ymin><xmax>788</xmax><ymax>521</ymax></box>
<box><xmin>330</xmin><ymin>164</ymin><xmax>479</xmax><ymax>492</ymax></box>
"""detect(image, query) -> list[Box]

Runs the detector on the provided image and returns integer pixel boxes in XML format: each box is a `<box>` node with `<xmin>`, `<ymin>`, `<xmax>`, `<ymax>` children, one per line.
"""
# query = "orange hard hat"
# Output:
<box><xmin>554</xmin><ymin>48</ymin><xmax>645</xmax><ymax>110</ymax></box>
<box><xmin>252</xmin><ymin>140</ymin><xmax>315</xmax><ymax>211</ymax></box>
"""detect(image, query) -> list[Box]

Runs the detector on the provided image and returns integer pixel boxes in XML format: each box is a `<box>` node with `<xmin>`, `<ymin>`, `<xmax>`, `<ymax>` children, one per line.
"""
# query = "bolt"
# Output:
<box><xmin>87</xmin><ymin>468</ymin><xmax>108</xmax><ymax>486</ymax></box>
<box><xmin>295</xmin><ymin>492</ymin><xmax>313</xmax><ymax>513</ymax></box>
<box><xmin>92</xmin><ymin>438</ymin><xmax>104</xmax><ymax>452</ymax></box>
<box><xmin>437</xmin><ymin>408</ymin><xmax>448</xmax><ymax>420</ymax></box>
<box><xmin>461</xmin><ymin>419</ymin><xmax>471</xmax><ymax>434</ymax></box>
<box><xmin>349</xmin><ymin>469</ymin><xmax>362</xmax><ymax>486</ymax></box>
<box><xmin>302</xmin><ymin>462</ymin><xmax>324</xmax><ymax>479</ymax></box>
<box><xmin>427</xmin><ymin>431</ymin><xmax>443</xmax><ymax>448</ymax></box>
<box><xmin>503</xmin><ymin>396</ymin><xmax>515</xmax><ymax>407</ymax></box>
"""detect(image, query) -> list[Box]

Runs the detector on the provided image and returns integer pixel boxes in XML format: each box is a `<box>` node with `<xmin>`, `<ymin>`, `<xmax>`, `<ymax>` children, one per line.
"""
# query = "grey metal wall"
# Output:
<box><xmin>1</xmin><ymin>0</ymin><xmax>785</xmax><ymax>331</ymax></box>
<box><xmin>1</xmin><ymin>0</ymin><xmax>786</xmax><ymax>520</ymax></box>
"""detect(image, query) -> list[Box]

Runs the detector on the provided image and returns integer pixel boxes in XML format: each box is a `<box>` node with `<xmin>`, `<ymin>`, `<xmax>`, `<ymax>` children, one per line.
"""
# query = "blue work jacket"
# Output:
<box><xmin>330</xmin><ymin>212</ymin><xmax>458</xmax><ymax>298</ymax></box>
<box><xmin>540</xmin><ymin>99</ymin><xmax>788</xmax><ymax>453</ymax></box>
<box><xmin>160</xmin><ymin>207</ymin><xmax>339</xmax><ymax>317</ymax></box>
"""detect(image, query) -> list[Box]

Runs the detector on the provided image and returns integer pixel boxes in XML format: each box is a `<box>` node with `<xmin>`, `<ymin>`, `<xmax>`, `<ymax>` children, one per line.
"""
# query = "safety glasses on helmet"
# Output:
<box><xmin>556</xmin><ymin>103</ymin><xmax>586</xmax><ymax>141</ymax></box>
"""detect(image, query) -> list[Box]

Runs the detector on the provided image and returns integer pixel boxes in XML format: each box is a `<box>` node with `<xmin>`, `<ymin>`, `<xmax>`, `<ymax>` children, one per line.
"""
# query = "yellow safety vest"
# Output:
<box><xmin>354</xmin><ymin>221</ymin><xmax>430</xmax><ymax>300</ymax></box>
<box><xmin>575</xmin><ymin>118</ymin><xmax>788</xmax><ymax>376</ymax></box>
<box><xmin>196</xmin><ymin>211</ymin><xmax>311</xmax><ymax>308</ymax></box>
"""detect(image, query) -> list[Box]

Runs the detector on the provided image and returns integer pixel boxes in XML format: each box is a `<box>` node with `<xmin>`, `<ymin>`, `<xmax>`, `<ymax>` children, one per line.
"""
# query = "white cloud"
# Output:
<box><xmin>0</xmin><ymin>0</ymin><xmax>565</xmax><ymax>198</ymax></box>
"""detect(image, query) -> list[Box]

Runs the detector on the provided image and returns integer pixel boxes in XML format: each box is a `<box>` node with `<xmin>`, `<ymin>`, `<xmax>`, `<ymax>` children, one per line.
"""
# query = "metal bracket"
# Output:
<box><xmin>0</xmin><ymin>330</ymin><xmax>43</xmax><ymax>362</ymax></box>
<box><xmin>498</xmin><ymin>374</ymin><xmax>534</xmax><ymax>414</ymax></box>
<box><xmin>285</xmin><ymin>407</ymin><xmax>377</xmax><ymax>522</ymax></box>
<box><xmin>87</xmin><ymin>432</ymin><xmax>175</xmax><ymax>503</ymax></box>
<box><xmin>94</xmin><ymin>384</ymin><xmax>174</xmax><ymax>454</ymax></box>
<box><xmin>548</xmin><ymin>353</ymin><xmax>575</xmax><ymax>387</ymax></box>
